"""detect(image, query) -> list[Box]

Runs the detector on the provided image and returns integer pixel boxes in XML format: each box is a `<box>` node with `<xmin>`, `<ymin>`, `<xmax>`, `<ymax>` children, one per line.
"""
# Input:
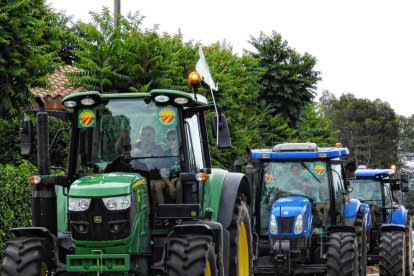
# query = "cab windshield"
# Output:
<box><xmin>92</xmin><ymin>99</ymin><xmax>182</xmax><ymax>173</ymax></box>
<box><xmin>348</xmin><ymin>179</ymin><xmax>382</xmax><ymax>204</ymax></box>
<box><xmin>259</xmin><ymin>161</ymin><xmax>331</xmax><ymax>234</ymax></box>
<box><xmin>261</xmin><ymin>161</ymin><xmax>330</xmax><ymax>204</ymax></box>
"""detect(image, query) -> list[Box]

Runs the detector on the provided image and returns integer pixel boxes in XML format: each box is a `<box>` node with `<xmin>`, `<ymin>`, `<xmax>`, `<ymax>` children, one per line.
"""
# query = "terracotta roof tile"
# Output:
<box><xmin>31</xmin><ymin>65</ymin><xmax>86</xmax><ymax>99</ymax></box>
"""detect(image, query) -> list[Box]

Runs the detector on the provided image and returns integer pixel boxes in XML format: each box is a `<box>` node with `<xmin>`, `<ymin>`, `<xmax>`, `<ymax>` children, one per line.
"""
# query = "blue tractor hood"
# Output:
<box><xmin>270</xmin><ymin>196</ymin><xmax>312</xmax><ymax>237</ymax></box>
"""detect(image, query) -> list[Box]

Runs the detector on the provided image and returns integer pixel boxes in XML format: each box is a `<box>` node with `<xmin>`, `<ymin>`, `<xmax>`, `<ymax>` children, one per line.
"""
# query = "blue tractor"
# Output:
<box><xmin>349</xmin><ymin>167</ymin><xmax>412</xmax><ymax>276</ymax></box>
<box><xmin>242</xmin><ymin>143</ymin><xmax>369</xmax><ymax>275</ymax></box>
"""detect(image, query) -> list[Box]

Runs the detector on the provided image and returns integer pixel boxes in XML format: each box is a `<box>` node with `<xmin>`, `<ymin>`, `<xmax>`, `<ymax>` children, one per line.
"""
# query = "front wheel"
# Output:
<box><xmin>326</xmin><ymin>232</ymin><xmax>359</xmax><ymax>276</ymax></box>
<box><xmin>355</xmin><ymin>209</ymin><xmax>367</xmax><ymax>275</ymax></box>
<box><xmin>228</xmin><ymin>195</ymin><xmax>253</xmax><ymax>276</ymax></box>
<box><xmin>1</xmin><ymin>237</ymin><xmax>49</xmax><ymax>276</ymax></box>
<box><xmin>379</xmin><ymin>231</ymin><xmax>406</xmax><ymax>276</ymax></box>
<box><xmin>405</xmin><ymin>217</ymin><xmax>413</xmax><ymax>276</ymax></box>
<box><xmin>166</xmin><ymin>234</ymin><xmax>218</xmax><ymax>276</ymax></box>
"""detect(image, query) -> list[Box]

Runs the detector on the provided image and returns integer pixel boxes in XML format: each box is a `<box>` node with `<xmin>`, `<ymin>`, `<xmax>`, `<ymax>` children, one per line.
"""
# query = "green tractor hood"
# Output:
<box><xmin>69</xmin><ymin>173</ymin><xmax>145</xmax><ymax>197</ymax></box>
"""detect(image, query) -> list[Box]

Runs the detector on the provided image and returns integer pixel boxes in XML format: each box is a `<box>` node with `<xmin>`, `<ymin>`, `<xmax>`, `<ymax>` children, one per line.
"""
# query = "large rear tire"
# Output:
<box><xmin>405</xmin><ymin>217</ymin><xmax>413</xmax><ymax>276</ymax></box>
<box><xmin>166</xmin><ymin>235</ymin><xmax>218</xmax><ymax>276</ymax></box>
<box><xmin>379</xmin><ymin>231</ymin><xmax>405</xmax><ymax>276</ymax></box>
<box><xmin>1</xmin><ymin>237</ymin><xmax>48</xmax><ymax>276</ymax></box>
<box><xmin>228</xmin><ymin>195</ymin><xmax>253</xmax><ymax>276</ymax></box>
<box><xmin>326</xmin><ymin>232</ymin><xmax>359</xmax><ymax>276</ymax></box>
<box><xmin>355</xmin><ymin>209</ymin><xmax>367</xmax><ymax>275</ymax></box>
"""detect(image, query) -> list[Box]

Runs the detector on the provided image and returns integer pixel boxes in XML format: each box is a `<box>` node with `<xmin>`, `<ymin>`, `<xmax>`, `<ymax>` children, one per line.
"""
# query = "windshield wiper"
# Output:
<box><xmin>128</xmin><ymin>155</ymin><xmax>180</xmax><ymax>160</ymax></box>
<box><xmin>299</xmin><ymin>161</ymin><xmax>321</xmax><ymax>183</ymax></box>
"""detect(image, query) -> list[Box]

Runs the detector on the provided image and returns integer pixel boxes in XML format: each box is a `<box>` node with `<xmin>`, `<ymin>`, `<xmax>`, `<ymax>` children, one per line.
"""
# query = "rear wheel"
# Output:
<box><xmin>326</xmin><ymin>232</ymin><xmax>359</xmax><ymax>276</ymax></box>
<box><xmin>1</xmin><ymin>237</ymin><xmax>49</xmax><ymax>276</ymax></box>
<box><xmin>355</xmin><ymin>208</ymin><xmax>367</xmax><ymax>275</ymax></box>
<box><xmin>379</xmin><ymin>231</ymin><xmax>405</xmax><ymax>276</ymax></box>
<box><xmin>228</xmin><ymin>195</ymin><xmax>253</xmax><ymax>276</ymax></box>
<box><xmin>166</xmin><ymin>235</ymin><xmax>218</xmax><ymax>276</ymax></box>
<box><xmin>405</xmin><ymin>217</ymin><xmax>413</xmax><ymax>276</ymax></box>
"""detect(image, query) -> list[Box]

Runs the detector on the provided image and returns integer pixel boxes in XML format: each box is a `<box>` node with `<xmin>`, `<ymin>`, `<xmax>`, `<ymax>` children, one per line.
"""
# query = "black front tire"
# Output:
<box><xmin>1</xmin><ymin>237</ymin><xmax>48</xmax><ymax>276</ymax></box>
<box><xmin>405</xmin><ymin>217</ymin><xmax>413</xmax><ymax>276</ymax></box>
<box><xmin>355</xmin><ymin>209</ymin><xmax>367</xmax><ymax>275</ymax></box>
<box><xmin>379</xmin><ymin>231</ymin><xmax>406</xmax><ymax>276</ymax></box>
<box><xmin>166</xmin><ymin>235</ymin><xmax>218</xmax><ymax>276</ymax></box>
<box><xmin>228</xmin><ymin>195</ymin><xmax>253</xmax><ymax>276</ymax></box>
<box><xmin>326</xmin><ymin>232</ymin><xmax>359</xmax><ymax>276</ymax></box>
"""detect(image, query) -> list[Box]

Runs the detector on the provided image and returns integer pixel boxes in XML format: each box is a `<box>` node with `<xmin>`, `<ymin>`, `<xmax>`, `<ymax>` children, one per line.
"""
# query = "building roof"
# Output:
<box><xmin>31</xmin><ymin>65</ymin><xmax>85</xmax><ymax>100</ymax></box>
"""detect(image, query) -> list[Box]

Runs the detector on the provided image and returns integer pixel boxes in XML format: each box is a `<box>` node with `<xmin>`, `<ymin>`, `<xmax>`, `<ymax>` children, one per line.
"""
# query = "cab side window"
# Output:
<box><xmin>184</xmin><ymin>114</ymin><xmax>205</xmax><ymax>172</ymax></box>
<box><xmin>331</xmin><ymin>164</ymin><xmax>345</xmax><ymax>224</ymax></box>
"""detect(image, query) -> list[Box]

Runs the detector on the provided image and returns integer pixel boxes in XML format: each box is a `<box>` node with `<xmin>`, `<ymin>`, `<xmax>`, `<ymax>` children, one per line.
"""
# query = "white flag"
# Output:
<box><xmin>195</xmin><ymin>47</ymin><xmax>218</xmax><ymax>91</ymax></box>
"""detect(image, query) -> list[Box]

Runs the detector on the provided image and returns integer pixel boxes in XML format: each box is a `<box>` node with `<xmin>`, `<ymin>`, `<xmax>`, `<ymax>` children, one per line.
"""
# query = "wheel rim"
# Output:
<box><xmin>237</xmin><ymin>221</ymin><xmax>250</xmax><ymax>276</ymax></box>
<box><xmin>40</xmin><ymin>262</ymin><xmax>47</xmax><ymax>276</ymax></box>
<box><xmin>205</xmin><ymin>260</ymin><xmax>212</xmax><ymax>276</ymax></box>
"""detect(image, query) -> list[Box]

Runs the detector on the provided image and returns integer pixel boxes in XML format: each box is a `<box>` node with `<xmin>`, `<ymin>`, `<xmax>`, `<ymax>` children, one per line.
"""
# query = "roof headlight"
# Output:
<box><xmin>63</xmin><ymin>100</ymin><xmax>77</xmax><ymax>108</ymax></box>
<box><xmin>80</xmin><ymin>97</ymin><xmax>95</xmax><ymax>106</ymax></box>
<box><xmin>154</xmin><ymin>95</ymin><xmax>169</xmax><ymax>103</ymax></box>
<box><xmin>174</xmin><ymin>97</ymin><xmax>189</xmax><ymax>105</ymax></box>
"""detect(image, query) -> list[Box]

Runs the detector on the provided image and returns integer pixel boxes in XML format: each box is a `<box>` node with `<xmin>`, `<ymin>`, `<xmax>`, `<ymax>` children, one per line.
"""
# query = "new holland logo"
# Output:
<box><xmin>94</xmin><ymin>216</ymin><xmax>102</xmax><ymax>224</ymax></box>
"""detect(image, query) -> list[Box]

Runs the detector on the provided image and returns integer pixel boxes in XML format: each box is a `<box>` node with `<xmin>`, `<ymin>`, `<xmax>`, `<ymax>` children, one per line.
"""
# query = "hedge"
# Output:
<box><xmin>0</xmin><ymin>160</ymin><xmax>36</xmax><ymax>252</ymax></box>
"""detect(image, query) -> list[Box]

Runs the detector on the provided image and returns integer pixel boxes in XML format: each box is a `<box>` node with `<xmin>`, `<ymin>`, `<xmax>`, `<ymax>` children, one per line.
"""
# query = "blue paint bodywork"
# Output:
<box><xmin>355</xmin><ymin>169</ymin><xmax>395</xmax><ymax>178</ymax></box>
<box><xmin>354</xmin><ymin>168</ymin><xmax>408</xmax><ymax>226</ymax></box>
<box><xmin>251</xmin><ymin>147</ymin><xmax>349</xmax><ymax>160</ymax></box>
<box><xmin>269</xmin><ymin>196</ymin><xmax>312</xmax><ymax>237</ymax></box>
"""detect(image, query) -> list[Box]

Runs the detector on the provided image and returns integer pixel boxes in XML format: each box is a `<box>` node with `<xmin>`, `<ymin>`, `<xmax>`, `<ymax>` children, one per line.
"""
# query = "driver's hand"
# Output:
<box><xmin>168</xmin><ymin>184</ymin><xmax>176</xmax><ymax>199</ymax></box>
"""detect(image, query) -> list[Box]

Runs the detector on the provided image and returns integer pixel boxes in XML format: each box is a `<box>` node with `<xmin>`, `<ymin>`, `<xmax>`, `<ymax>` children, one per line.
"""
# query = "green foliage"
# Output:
<box><xmin>296</xmin><ymin>102</ymin><xmax>337</xmax><ymax>146</ymax></box>
<box><xmin>0</xmin><ymin>117</ymin><xmax>69</xmax><ymax>168</ymax></box>
<box><xmin>68</xmin><ymin>8</ymin><xmax>182</xmax><ymax>93</ymax></box>
<box><xmin>0</xmin><ymin>160</ymin><xmax>36</xmax><ymax>252</ymax></box>
<box><xmin>0</xmin><ymin>0</ymin><xmax>62</xmax><ymax>117</ymax></box>
<box><xmin>319</xmin><ymin>91</ymin><xmax>399</xmax><ymax>168</ymax></box>
<box><xmin>398</xmin><ymin>115</ymin><xmax>414</xmax><ymax>171</ymax></box>
<box><xmin>200</xmin><ymin>44</ymin><xmax>296</xmax><ymax>168</ymax></box>
<box><xmin>248</xmin><ymin>31</ymin><xmax>321</xmax><ymax>126</ymax></box>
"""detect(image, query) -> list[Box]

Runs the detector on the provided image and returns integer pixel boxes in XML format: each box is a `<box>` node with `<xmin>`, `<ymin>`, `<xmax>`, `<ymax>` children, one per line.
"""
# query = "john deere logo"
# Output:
<box><xmin>78</xmin><ymin>109</ymin><xmax>96</xmax><ymax>128</ymax></box>
<box><xmin>159</xmin><ymin>108</ymin><xmax>175</xmax><ymax>125</ymax></box>
<box><xmin>94</xmin><ymin>216</ymin><xmax>102</xmax><ymax>223</ymax></box>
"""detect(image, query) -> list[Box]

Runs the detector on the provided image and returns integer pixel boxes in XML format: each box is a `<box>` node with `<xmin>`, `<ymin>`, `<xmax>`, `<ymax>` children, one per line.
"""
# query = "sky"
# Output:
<box><xmin>48</xmin><ymin>0</ymin><xmax>414</xmax><ymax>117</ymax></box>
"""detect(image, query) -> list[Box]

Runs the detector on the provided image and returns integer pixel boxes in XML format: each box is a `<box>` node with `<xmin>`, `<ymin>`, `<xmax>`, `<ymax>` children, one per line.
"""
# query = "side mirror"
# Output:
<box><xmin>401</xmin><ymin>174</ymin><xmax>409</xmax><ymax>192</ymax></box>
<box><xmin>211</xmin><ymin>114</ymin><xmax>231</xmax><ymax>148</ymax></box>
<box><xmin>20</xmin><ymin>118</ymin><xmax>34</xmax><ymax>155</ymax></box>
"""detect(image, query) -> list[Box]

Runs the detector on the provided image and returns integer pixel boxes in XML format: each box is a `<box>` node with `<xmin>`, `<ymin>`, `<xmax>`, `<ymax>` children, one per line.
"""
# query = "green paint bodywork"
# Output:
<box><xmin>68</xmin><ymin>173</ymin><xmax>142</xmax><ymax>197</ymax></box>
<box><xmin>202</xmin><ymin>169</ymin><xmax>229</xmax><ymax>221</ymax></box>
<box><xmin>65</xmin><ymin>172</ymin><xmax>151</xmax><ymax>273</ymax></box>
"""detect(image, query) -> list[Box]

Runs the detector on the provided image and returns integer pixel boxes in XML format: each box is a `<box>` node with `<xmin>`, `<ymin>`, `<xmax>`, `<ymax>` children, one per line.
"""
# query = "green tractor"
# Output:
<box><xmin>1</xmin><ymin>74</ymin><xmax>253</xmax><ymax>275</ymax></box>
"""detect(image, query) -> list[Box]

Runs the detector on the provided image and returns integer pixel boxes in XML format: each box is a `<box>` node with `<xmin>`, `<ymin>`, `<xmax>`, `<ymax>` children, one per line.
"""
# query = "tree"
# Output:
<box><xmin>248</xmin><ymin>31</ymin><xmax>321</xmax><ymax>126</ymax></box>
<box><xmin>319</xmin><ymin>92</ymin><xmax>399</xmax><ymax>168</ymax></box>
<box><xmin>398</xmin><ymin>115</ymin><xmax>414</xmax><ymax>171</ymax></box>
<box><xmin>200</xmin><ymin>43</ymin><xmax>296</xmax><ymax>168</ymax></box>
<box><xmin>296</xmin><ymin>102</ymin><xmax>337</xmax><ymax>146</ymax></box>
<box><xmin>0</xmin><ymin>0</ymin><xmax>61</xmax><ymax>117</ymax></box>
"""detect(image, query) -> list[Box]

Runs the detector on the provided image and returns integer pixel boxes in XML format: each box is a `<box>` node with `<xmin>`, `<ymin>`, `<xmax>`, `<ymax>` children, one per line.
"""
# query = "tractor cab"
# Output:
<box><xmin>246</xmin><ymin>142</ymin><xmax>367</xmax><ymax>275</ymax></box>
<box><xmin>348</xmin><ymin>167</ymin><xmax>412</xmax><ymax>272</ymax></box>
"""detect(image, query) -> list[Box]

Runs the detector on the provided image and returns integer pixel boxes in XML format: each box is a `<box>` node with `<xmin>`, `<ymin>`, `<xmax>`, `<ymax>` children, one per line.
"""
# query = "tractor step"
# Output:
<box><xmin>156</xmin><ymin>204</ymin><xmax>201</xmax><ymax>219</ymax></box>
<box><xmin>66</xmin><ymin>253</ymin><xmax>129</xmax><ymax>272</ymax></box>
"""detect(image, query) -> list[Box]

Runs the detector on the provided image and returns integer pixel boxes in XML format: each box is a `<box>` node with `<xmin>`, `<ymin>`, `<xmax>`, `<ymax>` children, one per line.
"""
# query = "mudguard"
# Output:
<box><xmin>381</xmin><ymin>223</ymin><xmax>405</xmax><ymax>232</ymax></box>
<box><xmin>268</xmin><ymin>196</ymin><xmax>312</xmax><ymax>237</ymax></box>
<box><xmin>391</xmin><ymin>204</ymin><xmax>408</xmax><ymax>226</ymax></box>
<box><xmin>344</xmin><ymin>198</ymin><xmax>361</xmax><ymax>226</ymax></box>
<box><xmin>360</xmin><ymin>202</ymin><xmax>372</xmax><ymax>231</ymax></box>
<box><xmin>215</xmin><ymin>172</ymin><xmax>251</xmax><ymax>229</ymax></box>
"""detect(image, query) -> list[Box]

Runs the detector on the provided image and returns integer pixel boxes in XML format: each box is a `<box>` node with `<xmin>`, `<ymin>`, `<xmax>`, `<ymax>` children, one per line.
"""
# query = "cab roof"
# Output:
<box><xmin>355</xmin><ymin>169</ymin><xmax>395</xmax><ymax>178</ymax></box>
<box><xmin>250</xmin><ymin>144</ymin><xmax>349</xmax><ymax>160</ymax></box>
